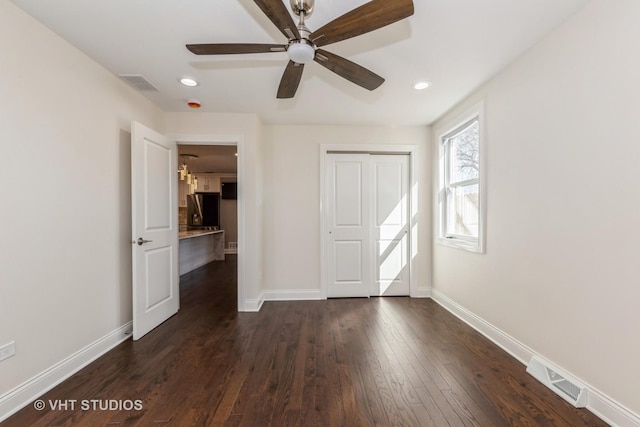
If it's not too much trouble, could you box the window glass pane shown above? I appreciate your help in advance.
[447,120,479,183]
[446,183,479,238]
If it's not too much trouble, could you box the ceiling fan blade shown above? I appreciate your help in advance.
[310,0,414,47]
[314,49,384,91]
[277,61,305,99]
[254,0,301,40]
[186,43,286,55]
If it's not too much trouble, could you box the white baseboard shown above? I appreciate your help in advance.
[263,289,323,301]
[430,289,533,364]
[0,322,133,423]
[261,288,433,301]
[411,287,432,298]
[430,290,640,427]
[243,292,264,312]
[587,388,640,427]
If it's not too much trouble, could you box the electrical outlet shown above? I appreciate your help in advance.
[0,341,16,362]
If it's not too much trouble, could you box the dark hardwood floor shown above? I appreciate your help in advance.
[4,256,607,426]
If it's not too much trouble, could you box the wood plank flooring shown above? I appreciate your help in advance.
[4,256,607,426]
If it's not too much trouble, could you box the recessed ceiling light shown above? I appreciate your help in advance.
[413,81,431,90]
[180,77,198,87]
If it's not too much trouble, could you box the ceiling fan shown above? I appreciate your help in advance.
[186,0,414,99]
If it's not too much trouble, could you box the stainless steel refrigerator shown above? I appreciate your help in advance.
[187,192,220,229]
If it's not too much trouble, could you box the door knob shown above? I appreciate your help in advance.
[133,237,153,246]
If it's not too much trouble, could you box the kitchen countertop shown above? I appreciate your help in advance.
[178,229,224,240]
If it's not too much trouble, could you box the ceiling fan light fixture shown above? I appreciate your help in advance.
[287,41,315,64]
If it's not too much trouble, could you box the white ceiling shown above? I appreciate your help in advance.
[179,145,238,174]
[12,0,590,126]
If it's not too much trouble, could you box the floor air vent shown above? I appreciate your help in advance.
[118,74,159,92]
[526,356,588,407]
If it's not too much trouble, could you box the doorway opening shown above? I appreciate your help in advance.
[174,137,245,311]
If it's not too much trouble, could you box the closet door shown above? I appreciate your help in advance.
[325,154,371,298]
[371,154,410,296]
[325,153,411,298]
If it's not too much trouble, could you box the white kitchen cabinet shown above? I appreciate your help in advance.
[179,173,236,197]
[197,174,221,193]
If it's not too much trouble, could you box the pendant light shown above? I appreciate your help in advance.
[179,154,198,184]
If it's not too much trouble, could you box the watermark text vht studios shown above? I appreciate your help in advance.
[34,399,143,411]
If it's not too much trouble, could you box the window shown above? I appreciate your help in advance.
[437,103,485,253]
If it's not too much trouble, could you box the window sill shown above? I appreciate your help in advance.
[436,237,484,254]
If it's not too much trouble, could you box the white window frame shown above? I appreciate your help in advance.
[436,101,486,253]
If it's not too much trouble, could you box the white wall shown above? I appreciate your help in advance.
[0,0,162,404]
[163,112,264,310]
[263,125,431,296]
[432,0,640,417]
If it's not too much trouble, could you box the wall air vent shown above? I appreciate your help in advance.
[118,74,159,92]
[526,356,588,408]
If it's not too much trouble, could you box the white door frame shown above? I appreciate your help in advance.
[320,144,419,299]
[167,133,246,312]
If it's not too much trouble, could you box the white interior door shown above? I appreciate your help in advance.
[371,154,410,296]
[325,154,371,298]
[324,152,410,298]
[131,122,179,340]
